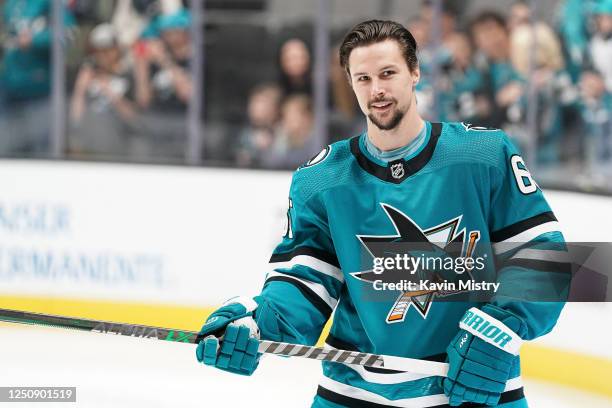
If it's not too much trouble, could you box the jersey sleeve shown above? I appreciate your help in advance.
[255,171,344,346]
[487,133,571,341]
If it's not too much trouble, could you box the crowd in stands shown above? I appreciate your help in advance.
[0,0,610,175]
[67,0,192,160]
[233,0,612,171]
[410,0,612,168]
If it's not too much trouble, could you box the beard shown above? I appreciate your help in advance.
[368,109,405,131]
[367,97,409,131]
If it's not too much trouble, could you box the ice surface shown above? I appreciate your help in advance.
[0,324,610,407]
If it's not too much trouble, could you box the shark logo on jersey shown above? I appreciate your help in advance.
[351,203,481,322]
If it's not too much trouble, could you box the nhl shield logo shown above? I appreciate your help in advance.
[390,163,405,179]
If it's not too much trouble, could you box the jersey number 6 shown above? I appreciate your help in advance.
[510,155,538,194]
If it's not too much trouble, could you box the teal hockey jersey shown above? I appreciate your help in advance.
[255,122,568,408]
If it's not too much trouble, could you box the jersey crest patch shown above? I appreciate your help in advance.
[300,145,332,169]
[390,163,405,179]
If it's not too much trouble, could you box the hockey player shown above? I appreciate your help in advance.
[196,20,569,407]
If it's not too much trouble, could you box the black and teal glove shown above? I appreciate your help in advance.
[195,296,261,376]
[443,304,525,406]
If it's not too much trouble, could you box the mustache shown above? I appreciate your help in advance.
[368,97,396,108]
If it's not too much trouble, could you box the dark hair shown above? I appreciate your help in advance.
[469,11,508,33]
[339,20,418,75]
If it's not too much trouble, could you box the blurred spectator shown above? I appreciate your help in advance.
[414,0,465,121]
[69,23,140,157]
[511,23,581,164]
[508,0,532,32]
[328,44,363,143]
[469,11,524,129]
[588,0,612,92]
[437,32,483,123]
[407,14,435,120]
[418,0,462,43]
[235,83,282,168]
[261,94,320,169]
[110,0,151,47]
[278,38,312,96]
[579,71,612,168]
[134,8,192,157]
[68,0,115,24]
[577,0,612,169]
[406,16,429,49]
[556,0,592,81]
[0,0,75,156]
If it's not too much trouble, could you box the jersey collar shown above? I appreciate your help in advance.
[349,122,442,184]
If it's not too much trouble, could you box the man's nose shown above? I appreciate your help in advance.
[371,80,386,98]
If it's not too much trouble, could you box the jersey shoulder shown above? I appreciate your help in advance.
[432,122,517,172]
[290,137,356,203]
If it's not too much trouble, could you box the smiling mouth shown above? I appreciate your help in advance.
[370,101,393,111]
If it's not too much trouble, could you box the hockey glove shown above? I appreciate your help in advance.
[443,304,524,406]
[195,296,261,376]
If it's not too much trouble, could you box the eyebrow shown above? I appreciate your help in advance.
[352,65,399,77]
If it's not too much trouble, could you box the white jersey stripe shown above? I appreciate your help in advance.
[504,376,523,392]
[340,363,434,384]
[265,271,338,309]
[270,254,344,282]
[318,375,523,407]
[510,248,572,263]
[319,376,448,407]
[493,221,561,254]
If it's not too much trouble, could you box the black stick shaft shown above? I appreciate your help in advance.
[0,308,448,376]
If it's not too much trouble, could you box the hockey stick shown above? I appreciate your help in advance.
[0,308,448,377]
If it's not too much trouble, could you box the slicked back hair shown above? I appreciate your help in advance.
[339,20,419,76]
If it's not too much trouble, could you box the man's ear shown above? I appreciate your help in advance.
[412,66,421,86]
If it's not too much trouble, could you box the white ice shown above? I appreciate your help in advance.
[0,324,610,407]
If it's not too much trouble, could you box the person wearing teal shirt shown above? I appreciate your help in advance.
[0,0,74,155]
[469,11,525,130]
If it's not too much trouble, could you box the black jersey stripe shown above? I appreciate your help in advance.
[504,258,573,274]
[349,122,443,184]
[317,386,525,408]
[264,276,333,317]
[490,211,557,243]
[325,333,358,351]
[269,246,340,268]
[429,388,525,407]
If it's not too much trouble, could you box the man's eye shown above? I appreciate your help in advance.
[382,70,395,77]
[358,76,370,82]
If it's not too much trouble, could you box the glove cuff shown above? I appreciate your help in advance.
[459,307,523,355]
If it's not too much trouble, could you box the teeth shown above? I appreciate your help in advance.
[373,102,390,108]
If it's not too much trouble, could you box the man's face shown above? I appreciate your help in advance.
[509,3,531,30]
[93,46,120,70]
[348,39,419,131]
[596,14,612,35]
[281,39,310,78]
[472,20,508,59]
[161,29,190,51]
